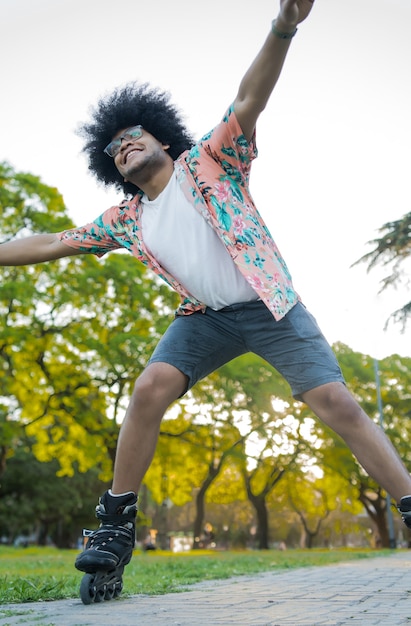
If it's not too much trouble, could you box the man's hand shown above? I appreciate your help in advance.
[277,0,315,30]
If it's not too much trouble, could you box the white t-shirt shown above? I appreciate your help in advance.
[141,172,258,310]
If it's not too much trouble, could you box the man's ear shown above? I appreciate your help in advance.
[162,144,170,151]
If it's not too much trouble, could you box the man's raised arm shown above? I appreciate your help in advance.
[234,0,315,141]
[0,233,82,266]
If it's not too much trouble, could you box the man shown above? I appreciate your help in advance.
[1,0,410,592]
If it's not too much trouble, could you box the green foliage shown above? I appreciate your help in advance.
[0,161,74,237]
[0,445,108,547]
[144,410,208,506]
[285,471,363,548]
[354,210,411,328]
[0,161,179,480]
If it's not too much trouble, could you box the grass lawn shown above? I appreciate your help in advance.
[0,546,393,604]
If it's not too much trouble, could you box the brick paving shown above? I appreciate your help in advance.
[0,551,409,625]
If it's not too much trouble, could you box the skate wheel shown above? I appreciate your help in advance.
[113,580,123,598]
[104,585,115,601]
[80,573,105,604]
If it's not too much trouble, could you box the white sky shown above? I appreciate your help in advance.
[1,0,410,360]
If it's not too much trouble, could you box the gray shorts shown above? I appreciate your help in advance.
[148,300,345,400]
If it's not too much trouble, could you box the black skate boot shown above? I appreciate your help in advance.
[76,491,137,604]
[398,496,411,529]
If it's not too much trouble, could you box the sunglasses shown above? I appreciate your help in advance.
[104,125,143,157]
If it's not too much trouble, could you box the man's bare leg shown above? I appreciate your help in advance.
[111,362,188,495]
[302,381,411,503]
[76,362,187,587]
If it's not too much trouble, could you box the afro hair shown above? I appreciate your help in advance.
[77,82,195,197]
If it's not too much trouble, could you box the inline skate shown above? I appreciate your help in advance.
[75,490,137,604]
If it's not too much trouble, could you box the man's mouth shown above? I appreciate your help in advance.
[125,148,143,163]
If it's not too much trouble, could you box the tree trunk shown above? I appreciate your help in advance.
[359,489,390,548]
[255,498,269,549]
[192,462,219,549]
[247,493,269,549]
[0,445,7,479]
[192,485,207,549]
[373,510,390,548]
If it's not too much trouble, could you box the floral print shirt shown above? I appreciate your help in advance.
[57,105,299,320]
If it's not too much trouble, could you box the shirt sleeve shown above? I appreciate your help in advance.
[197,104,258,186]
[56,205,126,257]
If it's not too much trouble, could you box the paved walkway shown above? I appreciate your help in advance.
[0,551,409,626]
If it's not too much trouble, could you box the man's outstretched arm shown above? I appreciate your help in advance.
[0,233,83,266]
[234,0,315,141]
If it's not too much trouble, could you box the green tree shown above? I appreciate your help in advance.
[212,354,312,550]
[188,418,244,549]
[0,441,108,547]
[354,211,411,328]
[0,160,76,474]
[0,161,180,480]
[286,471,363,548]
[142,399,246,549]
[310,343,411,547]
[188,355,301,550]
[240,412,308,550]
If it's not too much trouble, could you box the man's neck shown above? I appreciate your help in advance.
[137,161,174,201]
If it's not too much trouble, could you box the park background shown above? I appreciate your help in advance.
[0,0,410,554]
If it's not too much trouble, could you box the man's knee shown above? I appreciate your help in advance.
[131,362,188,406]
[302,382,365,426]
